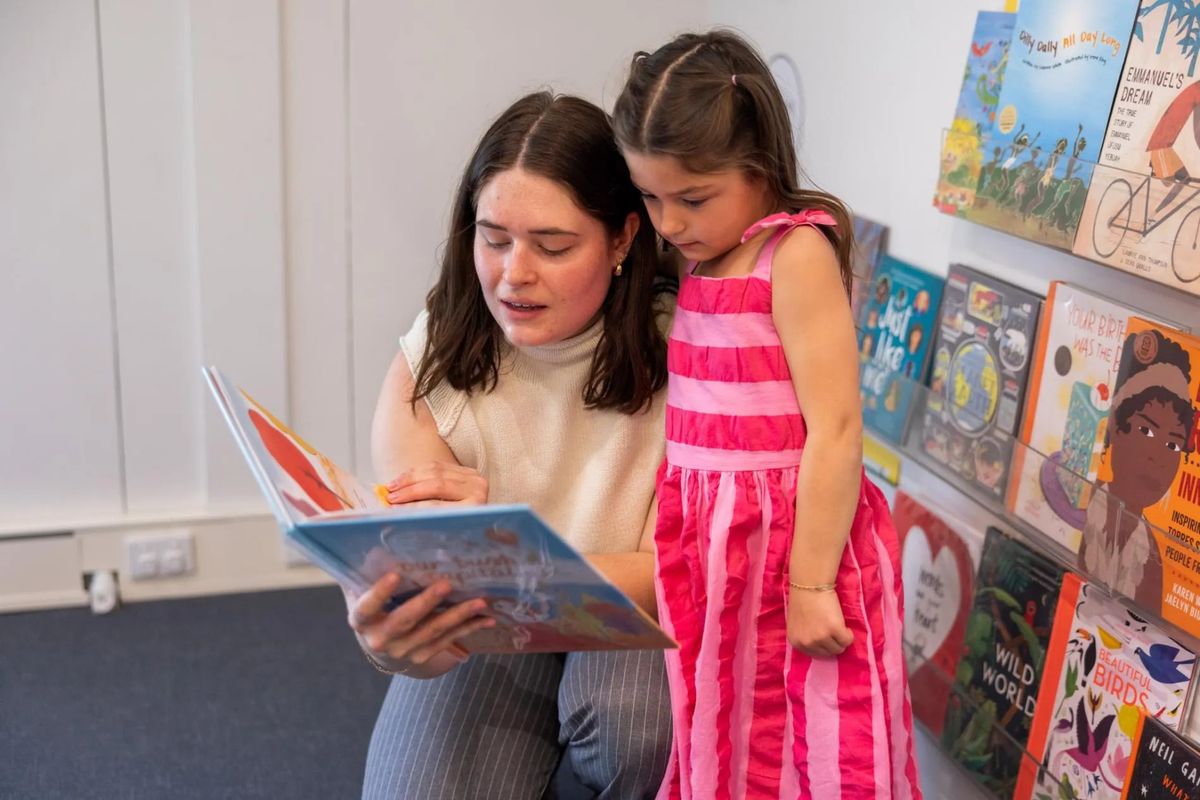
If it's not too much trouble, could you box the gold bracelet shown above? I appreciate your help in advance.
[788,580,836,593]
[361,648,411,676]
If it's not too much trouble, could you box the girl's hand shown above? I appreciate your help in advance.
[786,587,854,658]
[383,462,488,506]
[345,575,495,677]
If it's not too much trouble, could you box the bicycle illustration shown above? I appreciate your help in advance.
[1090,171,1200,283]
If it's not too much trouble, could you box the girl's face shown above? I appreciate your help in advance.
[474,168,634,348]
[622,151,772,262]
[1110,398,1187,510]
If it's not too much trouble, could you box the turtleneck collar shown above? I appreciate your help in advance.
[509,316,604,364]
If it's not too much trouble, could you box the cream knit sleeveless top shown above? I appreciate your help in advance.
[400,306,670,554]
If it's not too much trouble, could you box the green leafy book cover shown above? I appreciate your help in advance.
[941,526,1067,796]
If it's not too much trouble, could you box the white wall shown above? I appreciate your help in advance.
[0,0,703,537]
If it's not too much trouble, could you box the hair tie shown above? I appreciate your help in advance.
[636,53,647,63]
[731,74,738,86]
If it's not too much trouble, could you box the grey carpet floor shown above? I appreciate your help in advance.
[0,585,587,799]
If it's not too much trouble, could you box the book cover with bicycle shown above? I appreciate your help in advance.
[1073,0,1200,295]
[967,0,1139,250]
[203,366,676,654]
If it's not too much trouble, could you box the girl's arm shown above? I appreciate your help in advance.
[586,495,659,618]
[772,227,863,658]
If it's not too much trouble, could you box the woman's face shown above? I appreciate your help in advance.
[1110,398,1187,510]
[474,168,634,348]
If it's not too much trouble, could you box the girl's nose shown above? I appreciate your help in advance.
[658,207,686,238]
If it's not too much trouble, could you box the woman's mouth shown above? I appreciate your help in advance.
[501,299,546,315]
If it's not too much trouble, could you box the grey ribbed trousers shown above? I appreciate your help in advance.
[361,649,672,799]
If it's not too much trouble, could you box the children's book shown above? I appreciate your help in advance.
[941,527,1067,797]
[858,256,944,444]
[1119,713,1200,800]
[1015,576,1195,800]
[935,10,1017,218]
[203,366,675,654]
[1078,319,1200,637]
[916,264,1043,500]
[850,214,889,322]
[1072,0,1200,297]
[967,0,1139,250]
[1010,283,1176,554]
[895,490,984,737]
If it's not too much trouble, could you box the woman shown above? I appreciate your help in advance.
[346,91,674,799]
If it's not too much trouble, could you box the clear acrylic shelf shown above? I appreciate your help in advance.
[934,127,1200,297]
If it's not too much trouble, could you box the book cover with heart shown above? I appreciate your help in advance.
[895,490,981,736]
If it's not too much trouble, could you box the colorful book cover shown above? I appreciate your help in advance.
[1011,283,1156,553]
[916,264,1043,500]
[1119,713,1200,800]
[935,11,1017,217]
[1078,319,1200,636]
[850,214,888,322]
[941,527,1067,796]
[1072,0,1200,297]
[203,366,675,654]
[1015,576,1195,800]
[967,0,1139,250]
[858,256,944,444]
[895,491,983,737]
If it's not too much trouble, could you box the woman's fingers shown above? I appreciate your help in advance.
[351,578,451,644]
[347,573,403,630]
[407,615,497,665]
[385,463,487,505]
[386,598,492,662]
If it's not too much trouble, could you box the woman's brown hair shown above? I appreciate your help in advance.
[612,30,855,296]
[413,91,669,414]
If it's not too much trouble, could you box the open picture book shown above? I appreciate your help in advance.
[203,366,675,654]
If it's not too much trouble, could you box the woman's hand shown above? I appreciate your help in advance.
[786,587,854,658]
[346,574,495,678]
[383,462,488,506]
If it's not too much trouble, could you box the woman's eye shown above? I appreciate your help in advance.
[540,245,572,257]
[1138,425,1155,438]
[483,238,511,250]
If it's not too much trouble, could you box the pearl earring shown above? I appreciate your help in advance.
[614,254,625,276]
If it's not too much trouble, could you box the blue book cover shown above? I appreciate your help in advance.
[859,256,944,443]
[969,0,1139,249]
[203,366,675,654]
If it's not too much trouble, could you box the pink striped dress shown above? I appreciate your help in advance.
[653,211,921,800]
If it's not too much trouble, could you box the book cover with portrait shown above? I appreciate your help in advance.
[1073,0,1200,297]
[894,491,984,737]
[941,526,1066,797]
[935,10,1016,218]
[858,256,944,444]
[850,214,889,322]
[1015,576,1195,800]
[966,0,1138,249]
[1077,319,1200,638]
[1010,283,1175,554]
[916,264,1043,500]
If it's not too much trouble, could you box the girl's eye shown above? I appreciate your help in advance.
[1166,441,1183,453]
[640,193,659,203]
[1138,425,1155,438]
[682,198,708,208]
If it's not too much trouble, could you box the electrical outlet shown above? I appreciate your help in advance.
[124,529,195,581]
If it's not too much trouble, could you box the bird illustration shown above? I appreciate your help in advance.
[1053,698,1114,775]
[1133,644,1196,684]
[971,41,993,58]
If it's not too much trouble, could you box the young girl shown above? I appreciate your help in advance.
[613,31,921,799]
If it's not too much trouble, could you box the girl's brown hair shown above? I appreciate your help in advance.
[414,91,669,414]
[613,30,855,296]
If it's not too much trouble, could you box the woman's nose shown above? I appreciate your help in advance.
[504,243,537,285]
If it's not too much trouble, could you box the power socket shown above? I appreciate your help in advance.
[125,529,196,581]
